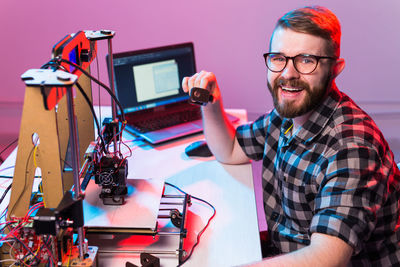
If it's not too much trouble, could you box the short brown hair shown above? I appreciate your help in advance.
[275,6,341,57]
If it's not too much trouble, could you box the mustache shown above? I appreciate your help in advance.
[276,78,309,89]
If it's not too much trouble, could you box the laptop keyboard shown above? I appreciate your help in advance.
[131,107,202,133]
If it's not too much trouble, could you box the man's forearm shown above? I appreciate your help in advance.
[181,70,249,164]
[202,100,249,164]
[245,233,353,267]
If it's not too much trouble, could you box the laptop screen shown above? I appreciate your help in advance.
[107,42,197,114]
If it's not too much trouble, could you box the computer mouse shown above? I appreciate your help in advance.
[184,140,213,157]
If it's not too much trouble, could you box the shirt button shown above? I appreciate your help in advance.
[271,212,279,220]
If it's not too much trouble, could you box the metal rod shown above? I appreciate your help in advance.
[79,158,89,179]
[66,89,81,198]
[66,87,84,260]
[160,201,184,205]
[157,231,181,236]
[159,208,180,211]
[178,194,190,264]
[162,195,186,199]
[99,249,178,255]
[107,38,118,154]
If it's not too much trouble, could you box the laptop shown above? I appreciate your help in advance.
[107,42,237,144]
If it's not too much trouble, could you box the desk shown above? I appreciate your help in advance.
[0,108,262,267]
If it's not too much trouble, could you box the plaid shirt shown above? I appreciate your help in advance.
[236,87,400,266]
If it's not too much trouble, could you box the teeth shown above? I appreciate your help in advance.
[282,86,302,92]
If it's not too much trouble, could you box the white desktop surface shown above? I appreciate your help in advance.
[0,107,262,267]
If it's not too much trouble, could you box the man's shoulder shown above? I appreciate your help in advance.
[327,92,387,149]
[332,92,377,132]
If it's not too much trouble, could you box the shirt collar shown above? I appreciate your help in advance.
[281,86,342,144]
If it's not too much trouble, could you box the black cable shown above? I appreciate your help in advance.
[0,138,18,158]
[55,58,126,122]
[40,61,58,70]
[60,157,72,169]
[56,57,127,155]
[75,82,107,154]
[42,58,126,157]
[40,59,68,72]
[95,52,103,131]
[41,58,128,157]
[164,182,216,266]
[8,145,35,217]
[0,183,12,205]
[40,58,108,154]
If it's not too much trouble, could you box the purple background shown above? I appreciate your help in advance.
[1,0,400,232]
[1,0,399,113]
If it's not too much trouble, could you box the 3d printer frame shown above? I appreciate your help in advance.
[5,29,120,266]
[4,29,193,266]
[85,191,192,265]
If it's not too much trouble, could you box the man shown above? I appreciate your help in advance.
[182,5,400,266]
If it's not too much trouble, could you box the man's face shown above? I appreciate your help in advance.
[267,27,335,118]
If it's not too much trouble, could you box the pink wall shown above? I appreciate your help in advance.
[1,0,400,234]
[1,0,400,114]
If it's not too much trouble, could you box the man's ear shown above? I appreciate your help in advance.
[332,58,345,78]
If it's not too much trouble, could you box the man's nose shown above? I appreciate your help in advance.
[281,59,300,79]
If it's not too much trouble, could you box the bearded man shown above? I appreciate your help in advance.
[182,5,400,266]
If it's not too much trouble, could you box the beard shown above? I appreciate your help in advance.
[267,74,332,118]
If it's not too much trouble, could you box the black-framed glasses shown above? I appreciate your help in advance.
[263,53,337,74]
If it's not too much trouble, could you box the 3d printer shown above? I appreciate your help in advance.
[2,29,195,267]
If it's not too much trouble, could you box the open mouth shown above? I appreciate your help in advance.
[281,86,303,93]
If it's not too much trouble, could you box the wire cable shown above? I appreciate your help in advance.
[164,182,216,266]
[40,57,126,150]
[0,183,12,206]
[0,207,8,223]
[8,145,35,218]
[12,233,41,264]
[95,51,103,133]
[39,57,131,162]
[33,145,39,169]
[40,60,67,72]
[75,82,107,154]
[55,57,126,122]
[39,235,56,266]
[38,181,46,208]
[0,138,18,159]
[53,57,129,158]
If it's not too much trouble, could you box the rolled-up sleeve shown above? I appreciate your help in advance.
[310,142,388,254]
[236,114,268,161]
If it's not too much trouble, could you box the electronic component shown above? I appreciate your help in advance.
[189,87,213,106]
[33,191,84,235]
[30,192,94,265]
[126,253,160,267]
[3,220,58,266]
[102,117,120,144]
[184,140,213,157]
[94,155,128,205]
[33,208,58,236]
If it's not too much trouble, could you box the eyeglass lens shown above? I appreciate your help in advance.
[267,54,318,74]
